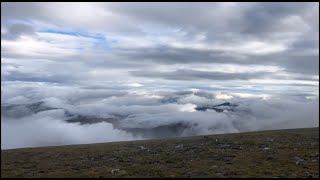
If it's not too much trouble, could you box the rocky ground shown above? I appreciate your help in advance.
[1,127,319,178]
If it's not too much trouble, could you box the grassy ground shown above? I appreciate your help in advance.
[1,127,319,178]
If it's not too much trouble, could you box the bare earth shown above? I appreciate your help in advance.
[1,127,319,178]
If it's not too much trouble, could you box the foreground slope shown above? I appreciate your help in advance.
[1,127,319,178]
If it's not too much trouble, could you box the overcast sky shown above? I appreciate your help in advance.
[1,2,319,96]
[1,2,319,149]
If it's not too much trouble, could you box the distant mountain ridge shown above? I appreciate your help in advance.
[195,102,239,112]
[1,101,240,138]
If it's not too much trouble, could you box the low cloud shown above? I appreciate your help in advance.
[1,84,318,149]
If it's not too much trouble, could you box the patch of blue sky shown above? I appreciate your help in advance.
[40,29,117,48]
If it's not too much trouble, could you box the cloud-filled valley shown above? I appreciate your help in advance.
[1,82,318,149]
[1,2,319,149]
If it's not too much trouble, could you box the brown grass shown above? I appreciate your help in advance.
[1,127,319,178]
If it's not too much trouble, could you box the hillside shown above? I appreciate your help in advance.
[1,127,319,178]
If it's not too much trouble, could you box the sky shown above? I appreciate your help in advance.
[1,2,319,149]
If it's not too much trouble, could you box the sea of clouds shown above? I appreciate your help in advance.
[1,81,318,149]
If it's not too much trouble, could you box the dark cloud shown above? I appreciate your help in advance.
[253,51,319,75]
[131,69,271,81]
[2,71,76,84]
[113,45,318,76]
[2,23,36,40]
[115,46,250,64]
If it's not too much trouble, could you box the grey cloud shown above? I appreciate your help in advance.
[2,87,318,149]
[254,51,319,75]
[2,71,76,84]
[110,2,317,39]
[238,2,314,37]
[116,46,250,64]
[131,69,270,81]
[1,2,318,76]
[113,45,318,76]
[2,23,36,40]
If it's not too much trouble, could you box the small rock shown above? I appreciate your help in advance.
[111,169,120,174]
[294,157,304,161]
[305,171,315,178]
[232,146,242,150]
[262,147,270,151]
[211,165,218,168]
[140,146,147,150]
[294,157,304,165]
[175,144,184,149]
[293,148,298,151]
[219,144,231,149]
[259,144,268,148]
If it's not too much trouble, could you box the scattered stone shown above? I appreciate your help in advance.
[219,144,231,149]
[305,171,316,178]
[175,144,184,149]
[231,146,242,150]
[262,147,270,151]
[139,146,147,150]
[294,157,304,165]
[259,144,268,148]
[293,148,298,151]
[111,169,120,174]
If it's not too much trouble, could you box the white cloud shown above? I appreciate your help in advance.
[215,93,233,100]
[127,83,143,87]
[178,103,197,112]
[1,85,319,149]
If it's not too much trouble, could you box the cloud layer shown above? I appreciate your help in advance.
[1,83,319,149]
